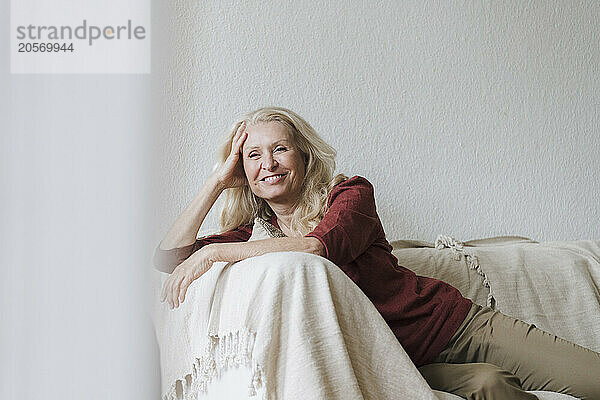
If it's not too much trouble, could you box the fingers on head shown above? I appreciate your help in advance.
[233,122,245,141]
[233,128,247,152]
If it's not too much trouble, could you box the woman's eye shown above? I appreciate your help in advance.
[274,146,287,152]
[248,152,259,158]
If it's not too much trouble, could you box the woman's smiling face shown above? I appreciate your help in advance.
[242,121,306,206]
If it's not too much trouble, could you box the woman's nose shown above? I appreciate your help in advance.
[262,154,278,171]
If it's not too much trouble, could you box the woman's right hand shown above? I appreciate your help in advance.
[213,121,248,190]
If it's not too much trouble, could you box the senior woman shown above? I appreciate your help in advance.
[155,107,599,400]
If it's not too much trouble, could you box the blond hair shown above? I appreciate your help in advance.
[218,106,346,236]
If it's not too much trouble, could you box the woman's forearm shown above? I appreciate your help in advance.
[161,237,325,308]
[159,174,224,250]
[207,237,325,263]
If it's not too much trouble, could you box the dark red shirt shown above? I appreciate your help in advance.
[153,176,472,366]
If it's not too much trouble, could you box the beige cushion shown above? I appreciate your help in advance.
[390,240,490,307]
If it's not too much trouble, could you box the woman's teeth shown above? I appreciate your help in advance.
[264,174,285,183]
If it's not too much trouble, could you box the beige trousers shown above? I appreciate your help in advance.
[418,304,600,400]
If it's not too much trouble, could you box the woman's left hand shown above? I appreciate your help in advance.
[160,245,216,309]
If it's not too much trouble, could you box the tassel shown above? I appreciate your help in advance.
[162,329,265,399]
[435,234,495,307]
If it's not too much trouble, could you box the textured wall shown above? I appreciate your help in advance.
[152,0,599,244]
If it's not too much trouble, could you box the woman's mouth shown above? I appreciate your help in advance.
[261,173,287,185]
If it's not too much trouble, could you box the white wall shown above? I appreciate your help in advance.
[154,0,599,244]
[2,2,596,399]
[1,1,160,398]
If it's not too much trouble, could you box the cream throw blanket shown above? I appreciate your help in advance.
[393,236,600,353]
[151,220,438,400]
[457,238,600,353]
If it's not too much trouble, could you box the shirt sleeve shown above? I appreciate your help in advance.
[152,225,252,273]
[306,176,382,266]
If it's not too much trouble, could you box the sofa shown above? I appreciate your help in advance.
[152,228,599,400]
[390,235,600,400]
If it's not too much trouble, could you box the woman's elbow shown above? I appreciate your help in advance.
[305,237,325,257]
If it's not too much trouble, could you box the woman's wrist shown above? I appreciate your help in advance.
[206,172,226,194]
[203,242,245,264]
[202,243,221,264]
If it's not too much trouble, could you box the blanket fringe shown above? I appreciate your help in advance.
[435,235,495,307]
[162,328,266,400]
